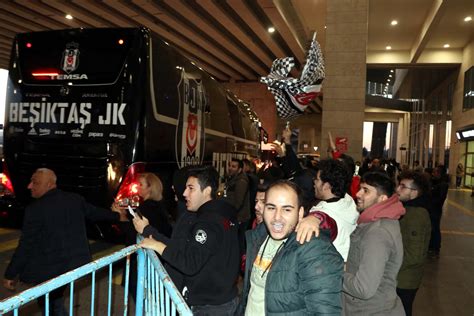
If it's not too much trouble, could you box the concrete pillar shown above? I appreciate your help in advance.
[321,0,368,161]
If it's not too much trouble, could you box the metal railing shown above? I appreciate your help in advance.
[0,239,192,315]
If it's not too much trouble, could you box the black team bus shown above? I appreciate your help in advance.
[1,28,260,238]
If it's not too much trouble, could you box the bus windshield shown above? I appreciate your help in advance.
[16,28,137,85]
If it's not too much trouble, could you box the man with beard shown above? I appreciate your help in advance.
[396,171,431,316]
[136,166,240,315]
[239,180,343,315]
[343,172,405,315]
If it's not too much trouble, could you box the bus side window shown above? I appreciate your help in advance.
[226,97,244,138]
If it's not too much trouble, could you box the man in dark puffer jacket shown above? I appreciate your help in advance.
[238,180,343,315]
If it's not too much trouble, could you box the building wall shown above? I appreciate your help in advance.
[450,39,474,179]
[224,82,277,141]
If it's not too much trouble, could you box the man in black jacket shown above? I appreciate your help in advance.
[135,165,240,315]
[3,168,123,315]
[396,171,431,315]
[428,165,449,258]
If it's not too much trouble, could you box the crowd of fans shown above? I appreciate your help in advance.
[134,128,453,315]
[4,127,462,315]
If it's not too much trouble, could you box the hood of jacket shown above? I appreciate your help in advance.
[315,193,359,226]
[358,194,406,224]
[402,194,430,209]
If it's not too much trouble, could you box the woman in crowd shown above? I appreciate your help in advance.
[116,172,172,300]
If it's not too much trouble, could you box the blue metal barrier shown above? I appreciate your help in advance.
[0,241,192,315]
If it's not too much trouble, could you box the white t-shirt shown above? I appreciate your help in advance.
[245,236,286,315]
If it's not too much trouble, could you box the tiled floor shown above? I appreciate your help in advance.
[414,189,474,315]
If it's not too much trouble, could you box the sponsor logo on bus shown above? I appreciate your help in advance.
[51,74,88,80]
[39,128,51,136]
[176,70,207,168]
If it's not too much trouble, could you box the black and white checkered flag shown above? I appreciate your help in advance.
[261,33,324,120]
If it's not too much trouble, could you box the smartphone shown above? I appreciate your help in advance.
[128,206,143,219]
[127,205,137,218]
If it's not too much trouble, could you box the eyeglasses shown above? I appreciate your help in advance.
[398,183,417,191]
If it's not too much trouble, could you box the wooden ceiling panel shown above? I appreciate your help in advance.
[13,0,87,28]
[133,0,256,79]
[71,0,137,27]
[0,1,66,30]
[195,0,272,73]
[0,0,469,89]
[40,0,112,28]
[257,0,305,64]
[0,10,45,32]
[227,0,286,59]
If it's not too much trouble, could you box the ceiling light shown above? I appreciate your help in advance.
[443,44,450,48]
[390,20,398,26]
[389,74,392,78]
[268,27,275,33]
[387,79,391,82]
[386,46,392,50]
[390,69,394,73]
[65,14,73,20]
[464,16,472,22]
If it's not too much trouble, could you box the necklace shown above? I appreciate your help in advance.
[258,236,286,278]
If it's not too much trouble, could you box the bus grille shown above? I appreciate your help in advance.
[15,140,110,206]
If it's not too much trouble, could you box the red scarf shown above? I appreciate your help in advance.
[358,194,406,224]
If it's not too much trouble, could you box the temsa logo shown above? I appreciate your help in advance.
[51,74,88,80]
